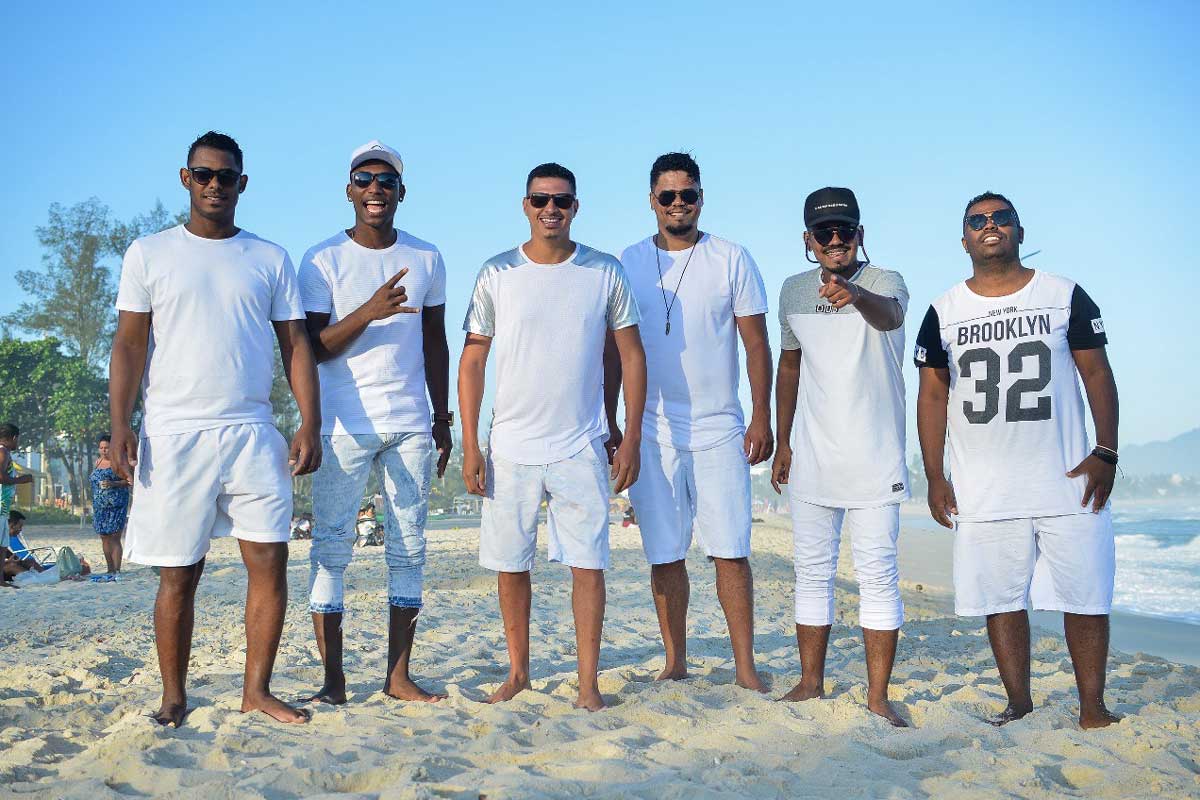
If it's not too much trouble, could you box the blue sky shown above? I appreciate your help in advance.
[2,1,1197,448]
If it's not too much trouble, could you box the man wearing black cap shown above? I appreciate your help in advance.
[771,188,911,725]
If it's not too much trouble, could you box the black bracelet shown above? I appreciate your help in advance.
[1091,447,1118,466]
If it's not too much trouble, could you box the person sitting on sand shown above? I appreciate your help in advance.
[298,139,453,706]
[771,187,911,726]
[1,424,36,587]
[459,162,647,711]
[108,131,321,727]
[3,510,46,580]
[915,191,1121,729]
[90,433,131,580]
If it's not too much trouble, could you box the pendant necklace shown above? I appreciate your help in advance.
[654,230,701,335]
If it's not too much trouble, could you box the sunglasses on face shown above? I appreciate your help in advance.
[351,171,401,190]
[656,188,700,206]
[964,208,1019,230]
[188,167,241,187]
[527,192,575,209]
[809,225,859,246]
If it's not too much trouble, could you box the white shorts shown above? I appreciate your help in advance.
[628,436,751,565]
[126,423,293,567]
[953,509,1115,617]
[480,438,611,572]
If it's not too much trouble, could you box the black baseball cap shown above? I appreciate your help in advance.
[804,187,860,228]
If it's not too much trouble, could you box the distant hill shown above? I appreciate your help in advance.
[1119,428,1200,477]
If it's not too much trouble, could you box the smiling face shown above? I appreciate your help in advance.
[962,197,1023,264]
[651,170,703,238]
[805,223,863,273]
[523,176,577,242]
[348,159,404,229]
[180,145,246,225]
[98,439,110,461]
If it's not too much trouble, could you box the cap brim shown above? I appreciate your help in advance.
[350,154,404,176]
[806,214,859,227]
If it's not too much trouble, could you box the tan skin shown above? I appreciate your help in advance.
[1,435,34,587]
[458,175,647,711]
[108,145,322,727]
[602,170,771,690]
[94,438,129,574]
[302,160,450,705]
[916,197,1120,730]
[769,218,908,726]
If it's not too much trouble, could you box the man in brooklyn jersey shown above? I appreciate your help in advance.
[771,187,910,725]
[915,191,1120,729]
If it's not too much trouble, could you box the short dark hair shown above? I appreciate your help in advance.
[650,152,700,188]
[98,433,111,445]
[526,162,576,194]
[9,509,24,523]
[188,131,244,171]
[964,191,1017,220]
[0,423,18,440]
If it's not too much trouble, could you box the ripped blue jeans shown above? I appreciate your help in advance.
[308,432,432,613]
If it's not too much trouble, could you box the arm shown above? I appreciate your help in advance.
[735,313,774,464]
[108,310,151,483]
[458,333,492,496]
[609,325,646,493]
[1068,346,1118,512]
[422,304,453,478]
[916,366,957,528]
[819,270,904,331]
[770,348,801,493]
[273,320,322,475]
[602,331,622,461]
[0,450,33,487]
[304,268,416,363]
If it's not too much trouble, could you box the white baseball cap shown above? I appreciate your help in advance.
[350,140,404,176]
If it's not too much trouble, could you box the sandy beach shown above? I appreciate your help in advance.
[1,517,1198,799]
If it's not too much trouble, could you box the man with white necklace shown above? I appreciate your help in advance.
[607,152,773,690]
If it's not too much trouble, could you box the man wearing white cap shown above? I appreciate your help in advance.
[299,140,452,704]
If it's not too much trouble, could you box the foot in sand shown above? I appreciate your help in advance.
[1079,704,1121,729]
[778,680,824,702]
[736,669,768,693]
[384,677,447,703]
[151,701,191,728]
[303,683,347,705]
[656,664,688,681]
[574,688,606,712]
[867,697,910,727]
[486,676,531,704]
[241,691,310,724]
[987,702,1034,726]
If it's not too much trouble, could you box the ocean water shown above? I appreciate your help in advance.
[1110,499,1200,625]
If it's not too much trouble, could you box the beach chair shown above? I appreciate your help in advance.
[8,531,55,570]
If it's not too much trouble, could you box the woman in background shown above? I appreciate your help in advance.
[91,434,130,580]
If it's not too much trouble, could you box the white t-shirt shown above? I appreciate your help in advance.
[620,234,768,451]
[115,225,304,436]
[463,243,641,465]
[914,270,1108,522]
[779,264,910,508]
[298,230,447,435]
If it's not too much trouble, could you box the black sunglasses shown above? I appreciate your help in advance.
[527,192,575,209]
[656,188,700,206]
[964,208,1019,230]
[188,167,241,187]
[809,225,859,246]
[351,171,402,190]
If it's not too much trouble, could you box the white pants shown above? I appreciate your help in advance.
[628,436,752,565]
[954,509,1115,616]
[788,497,903,630]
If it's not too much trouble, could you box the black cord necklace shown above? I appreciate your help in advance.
[654,230,701,335]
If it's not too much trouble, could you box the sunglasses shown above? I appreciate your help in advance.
[809,225,859,246]
[188,167,241,187]
[351,171,402,189]
[656,188,700,206]
[964,208,1019,230]
[527,192,575,209]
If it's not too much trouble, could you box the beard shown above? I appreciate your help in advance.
[665,221,696,237]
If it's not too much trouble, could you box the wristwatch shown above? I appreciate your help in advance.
[433,411,454,425]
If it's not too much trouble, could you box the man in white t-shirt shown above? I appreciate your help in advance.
[607,153,772,690]
[109,132,321,727]
[298,140,451,706]
[459,162,647,711]
[771,188,910,726]
[915,192,1120,730]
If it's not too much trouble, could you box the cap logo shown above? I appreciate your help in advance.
[814,202,849,210]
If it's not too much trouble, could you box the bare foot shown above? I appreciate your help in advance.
[151,701,191,728]
[486,676,531,704]
[778,681,824,702]
[1079,704,1121,729]
[735,670,768,693]
[574,688,606,711]
[867,697,910,727]
[656,665,688,681]
[241,692,311,724]
[302,683,347,705]
[986,702,1034,726]
[384,677,447,703]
